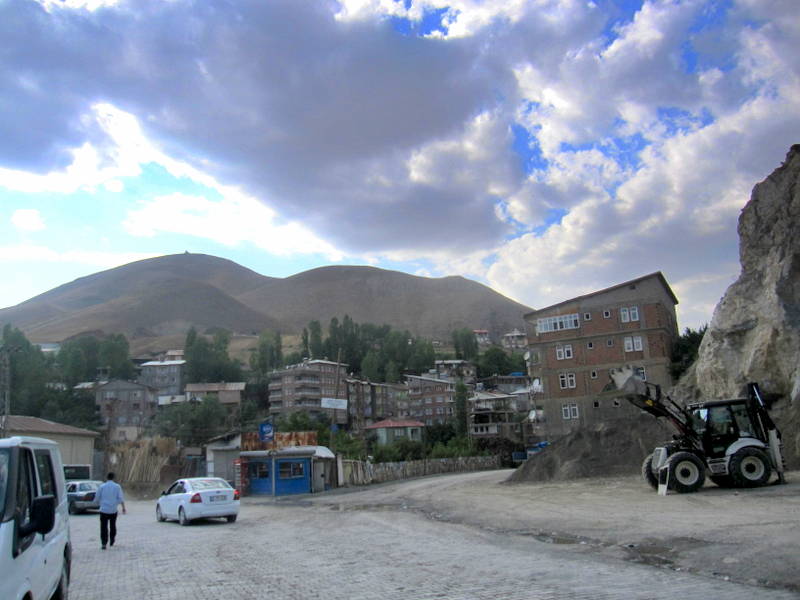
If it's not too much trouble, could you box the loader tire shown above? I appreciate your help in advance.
[729,447,771,488]
[641,453,659,490]
[667,451,705,493]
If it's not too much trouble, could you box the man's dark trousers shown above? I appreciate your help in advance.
[100,512,118,547]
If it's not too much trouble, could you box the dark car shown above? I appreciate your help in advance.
[66,480,103,514]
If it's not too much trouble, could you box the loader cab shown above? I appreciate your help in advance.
[689,399,766,458]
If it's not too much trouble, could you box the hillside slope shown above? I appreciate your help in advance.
[0,253,532,354]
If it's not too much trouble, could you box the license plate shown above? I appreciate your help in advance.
[209,495,226,502]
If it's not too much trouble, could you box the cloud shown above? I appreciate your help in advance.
[11,209,46,232]
[0,0,798,329]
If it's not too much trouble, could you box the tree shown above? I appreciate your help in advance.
[671,325,708,378]
[153,397,228,446]
[185,328,243,383]
[477,346,512,378]
[308,320,323,359]
[99,334,134,380]
[361,350,381,382]
[301,328,310,359]
[452,328,478,360]
[250,330,283,379]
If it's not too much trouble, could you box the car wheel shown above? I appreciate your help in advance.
[52,559,70,599]
[226,515,237,523]
[667,451,705,493]
[729,447,772,487]
[156,505,166,522]
[178,507,190,526]
[68,502,77,515]
[641,453,659,490]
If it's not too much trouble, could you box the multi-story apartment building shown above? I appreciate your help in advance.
[501,328,528,350]
[268,359,348,425]
[346,379,408,433]
[400,374,456,426]
[524,272,679,438]
[468,390,524,442]
[94,379,158,441]
[138,359,186,399]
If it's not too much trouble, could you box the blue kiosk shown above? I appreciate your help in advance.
[240,446,336,496]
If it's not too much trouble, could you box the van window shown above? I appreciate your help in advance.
[0,449,9,508]
[17,449,36,528]
[34,450,57,500]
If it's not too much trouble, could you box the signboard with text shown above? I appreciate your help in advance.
[321,397,347,410]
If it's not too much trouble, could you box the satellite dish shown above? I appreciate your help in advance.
[523,351,530,361]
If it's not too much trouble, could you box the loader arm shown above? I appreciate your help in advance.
[608,366,700,446]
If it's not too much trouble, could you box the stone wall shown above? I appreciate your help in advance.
[341,455,501,486]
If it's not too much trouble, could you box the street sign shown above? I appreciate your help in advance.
[259,422,274,442]
[321,397,347,410]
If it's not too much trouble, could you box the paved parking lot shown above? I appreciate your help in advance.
[67,471,799,599]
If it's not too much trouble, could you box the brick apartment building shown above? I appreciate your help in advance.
[346,379,409,433]
[524,272,679,438]
[399,374,457,426]
[268,359,349,425]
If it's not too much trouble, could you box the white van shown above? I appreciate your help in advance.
[0,436,71,600]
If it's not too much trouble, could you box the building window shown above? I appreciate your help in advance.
[590,370,598,379]
[630,306,640,321]
[279,462,305,479]
[634,366,647,381]
[624,336,643,352]
[613,400,621,407]
[603,309,611,319]
[620,306,640,323]
[555,344,573,360]
[562,403,579,419]
[606,338,614,347]
[583,312,592,321]
[536,313,580,334]
[558,373,577,389]
[587,341,594,350]
[620,307,629,322]
[593,400,600,408]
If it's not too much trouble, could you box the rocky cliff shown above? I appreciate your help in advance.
[675,145,800,467]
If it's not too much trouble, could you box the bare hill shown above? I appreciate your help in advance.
[0,253,532,354]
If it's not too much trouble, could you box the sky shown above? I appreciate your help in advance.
[1,0,798,331]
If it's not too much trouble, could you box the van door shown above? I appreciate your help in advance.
[34,449,62,595]
[14,448,50,600]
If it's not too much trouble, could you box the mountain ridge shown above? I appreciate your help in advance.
[0,253,532,355]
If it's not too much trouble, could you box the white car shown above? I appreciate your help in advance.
[156,477,240,526]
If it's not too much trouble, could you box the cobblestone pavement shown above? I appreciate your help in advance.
[68,484,799,599]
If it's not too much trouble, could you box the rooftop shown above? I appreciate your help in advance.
[5,415,99,437]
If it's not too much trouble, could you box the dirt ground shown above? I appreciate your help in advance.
[311,469,800,594]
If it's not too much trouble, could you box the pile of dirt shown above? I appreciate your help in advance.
[507,415,672,483]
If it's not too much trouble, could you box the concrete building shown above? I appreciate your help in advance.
[185,382,246,412]
[268,359,348,425]
[3,415,99,465]
[138,359,186,397]
[433,360,477,384]
[524,272,679,439]
[468,390,523,442]
[346,379,408,433]
[94,379,159,441]
[400,375,456,426]
[365,419,424,446]
[501,328,528,350]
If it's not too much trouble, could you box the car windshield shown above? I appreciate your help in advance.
[0,449,8,508]
[190,479,230,490]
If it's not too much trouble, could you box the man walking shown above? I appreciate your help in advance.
[95,472,126,550]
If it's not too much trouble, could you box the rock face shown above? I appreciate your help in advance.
[676,145,800,467]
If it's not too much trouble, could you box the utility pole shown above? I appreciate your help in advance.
[0,346,10,439]
[330,347,342,454]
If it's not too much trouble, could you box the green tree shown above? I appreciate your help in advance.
[98,333,134,380]
[301,328,310,359]
[477,346,511,378]
[250,330,283,379]
[154,397,228,446]
[384,360,401,383]
[185,328,243,383]
[452,328,478,360]
[361,350,381,382]
[308,320,323,359]
[670,325,708,379]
